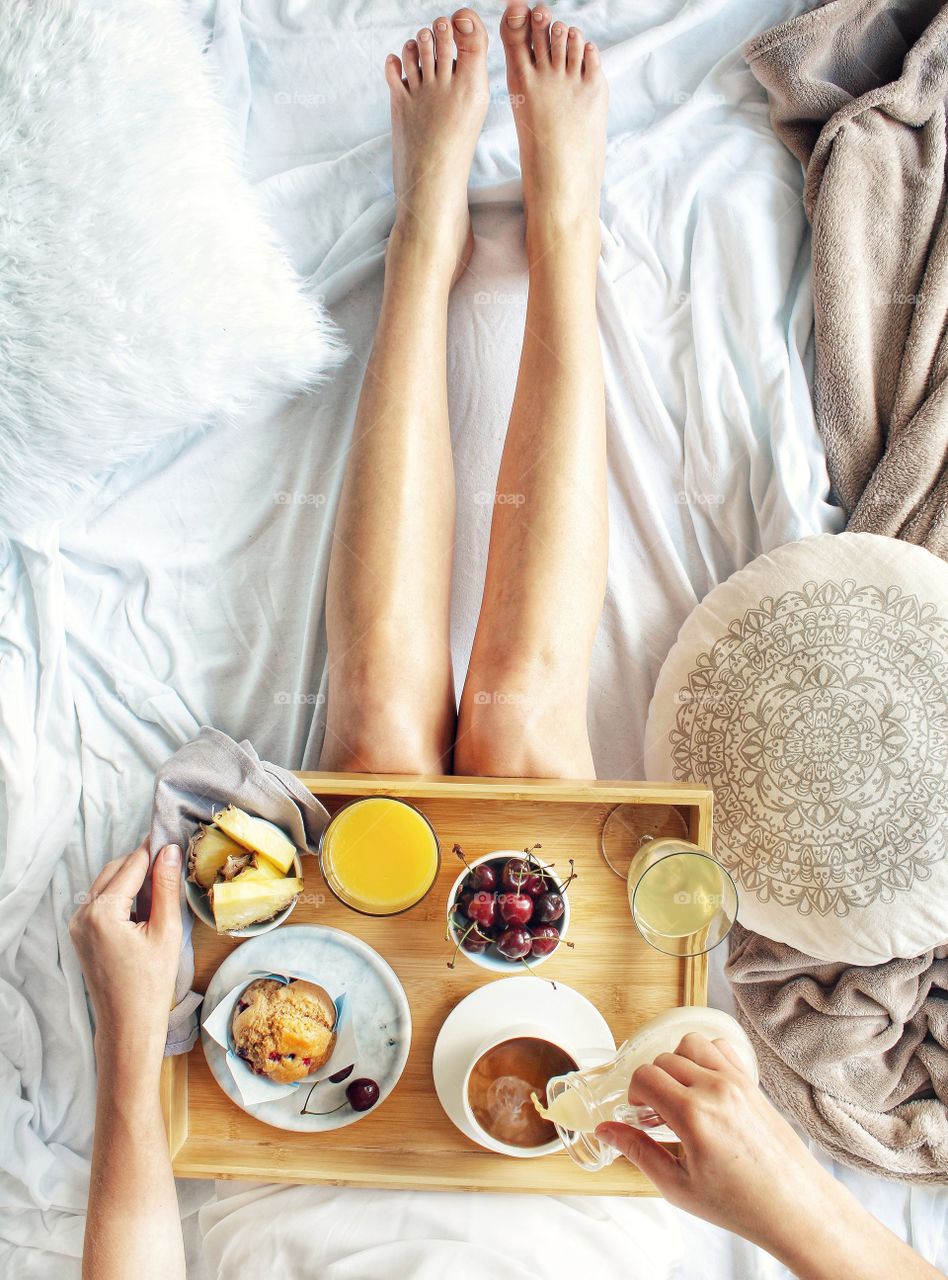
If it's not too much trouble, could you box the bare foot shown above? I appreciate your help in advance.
[499,4,607,264]
[384,9,489,285]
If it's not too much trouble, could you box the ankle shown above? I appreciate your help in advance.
[524,211,601,270]
[386,221,456,284]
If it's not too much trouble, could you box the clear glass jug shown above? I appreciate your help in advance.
[538,1007,758,1171]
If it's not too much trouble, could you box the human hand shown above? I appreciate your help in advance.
[69,842,182,1064]
[595,1034,844,1260]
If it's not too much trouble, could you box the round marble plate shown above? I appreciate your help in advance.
[432,977,616,1156]
[200,925,411,1132]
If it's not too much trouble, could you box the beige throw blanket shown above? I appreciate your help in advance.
[728,926,948,1181]
[725,0,948,1182]
[745,0,948,557]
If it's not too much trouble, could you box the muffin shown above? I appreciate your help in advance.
[231,978,337,1083]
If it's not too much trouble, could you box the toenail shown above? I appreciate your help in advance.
[454,17,474,32]
[436,20,448,31]
[534,10,545,22]
[507,13,527,28]
[552,23,563,36]
[407,39,416,47]
[569,28,579,38]
[420,29,431,39]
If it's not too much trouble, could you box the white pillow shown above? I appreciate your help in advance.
[645,533,948,965]
[0,0,342,536]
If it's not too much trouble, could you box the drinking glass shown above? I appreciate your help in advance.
[627,837,737,957]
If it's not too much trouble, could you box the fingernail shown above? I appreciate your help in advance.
[164,844,182,866]
[454,17,474,32]
[507,12,527,28]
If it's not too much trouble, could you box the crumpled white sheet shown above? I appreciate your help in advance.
[2,0,945,1276]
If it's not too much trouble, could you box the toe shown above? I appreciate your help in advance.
[417,26,435,79]
[550,20,567,70]
[500,3,531,74]
[452,7,487,69]
[433,16,453,81]
[565,26,583,74]
[402,39,421,88]
[531,5,552,65]
[583,40,601,78]
[385,54,405,94]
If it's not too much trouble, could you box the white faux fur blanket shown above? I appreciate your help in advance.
[0,0,341,537]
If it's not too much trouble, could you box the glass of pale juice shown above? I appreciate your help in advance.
[318,796,441,916]
[628,838,737,957]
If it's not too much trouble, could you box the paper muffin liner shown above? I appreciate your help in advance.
[203,970,358,1107]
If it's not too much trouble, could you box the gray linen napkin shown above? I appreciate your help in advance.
[144,726,331,1055]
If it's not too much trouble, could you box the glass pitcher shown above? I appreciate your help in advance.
[539,1007,758,1171]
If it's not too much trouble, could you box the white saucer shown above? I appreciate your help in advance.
[432,977,616,1157]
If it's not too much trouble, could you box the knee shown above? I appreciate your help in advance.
[455,686,592,780]
[321,699,450,776]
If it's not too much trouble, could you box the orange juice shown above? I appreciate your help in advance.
[319,797,440,915]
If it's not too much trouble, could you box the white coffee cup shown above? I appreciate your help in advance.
[461,1023,580,1158]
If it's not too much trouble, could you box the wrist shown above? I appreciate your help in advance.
[95,1026,165,1091]
[758,1178,872,1280]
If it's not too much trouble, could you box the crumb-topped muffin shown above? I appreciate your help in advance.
[231,978,336,1083]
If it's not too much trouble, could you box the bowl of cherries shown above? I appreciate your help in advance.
[446,845,574,973]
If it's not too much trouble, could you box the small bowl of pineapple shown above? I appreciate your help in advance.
[185,805,304,937]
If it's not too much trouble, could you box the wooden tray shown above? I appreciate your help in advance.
[163,773,712,1196]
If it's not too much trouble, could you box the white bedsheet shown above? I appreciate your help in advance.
[2,0,945,1276]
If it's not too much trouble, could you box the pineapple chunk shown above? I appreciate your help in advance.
[212,805,297,874]
[235,865,288,886]
[209,872,302,932]
[187,825,249,890]
[250,854,285,879]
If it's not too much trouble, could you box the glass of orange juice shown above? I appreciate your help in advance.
[318,797,440,916]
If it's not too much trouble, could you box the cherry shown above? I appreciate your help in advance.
[497,892,533,926]
[328,1063,354,1083]
[448,914,492,966]
[470,863,498,891]
[501,858,531,891]
[529,924,560,957]
[346,1078,380,1111]
[501,857,547,896]
[533,891,565,923]
[496,925,532,961]
[465,890,498,929]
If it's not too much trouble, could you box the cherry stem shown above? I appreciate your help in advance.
[448,918,477,968]
[559,858,578,893]
[519,954,556,988]
[300,1094,348,1117]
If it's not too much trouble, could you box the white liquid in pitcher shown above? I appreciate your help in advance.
[533,1007,758,1133]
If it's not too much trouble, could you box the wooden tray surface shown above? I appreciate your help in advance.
[163,774,712,1196]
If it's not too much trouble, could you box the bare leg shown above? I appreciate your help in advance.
[456,5,608,779]
[320,10,489,774]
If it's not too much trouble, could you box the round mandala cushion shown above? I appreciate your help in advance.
[645,532,948,965]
